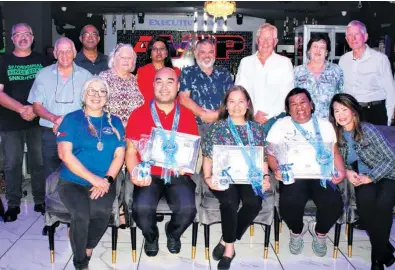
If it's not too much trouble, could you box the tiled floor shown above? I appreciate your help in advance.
[1,180,395,270]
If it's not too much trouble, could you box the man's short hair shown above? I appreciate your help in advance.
[11,23,33,36]
[80,24,99,36]
[256,23,278,39]
[195,38,215,51]
[346,20,367,35]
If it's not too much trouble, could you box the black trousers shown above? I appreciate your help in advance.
[0,126,45,207]
[355,178,395,261]
[132,175,197,243]
[360,100,387,125]
[279,180,343,234]
[211,184,262,243]
[41,128,61,180]
[58,179,116,269]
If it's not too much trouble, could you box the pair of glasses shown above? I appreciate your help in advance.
[82,32,99,38]
[13,32,32,38]
[258,37,277,42]
[55,68,75,104]
[86,88,108,97]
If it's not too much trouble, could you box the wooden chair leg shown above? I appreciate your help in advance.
[345,223,349,236]
[131,226,137,263]
[250,223,254,236]
[333,223,341,259]
[204,224,210,260]
[112,226,118,264]
[264,224,271,259]
[67,223,70,240]
[347,223,353,258]
[48,224,55,263]
[191,222,198,259]
[274,208,280,254]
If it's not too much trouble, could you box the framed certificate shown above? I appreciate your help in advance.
[146,128,201,174]
[212,145,264,185]
[285,141,334,179]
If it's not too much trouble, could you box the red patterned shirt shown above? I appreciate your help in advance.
[99,69,145,126]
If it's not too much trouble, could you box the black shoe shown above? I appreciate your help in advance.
[165,221,181,254]
[371,260,384,270]
[354,219,365,230]
[4,206,20,222]
[144,236,159,257]
[218,252,236,270]
[212,241,225,261]
[382,253,395,268]
[34,203,45,214]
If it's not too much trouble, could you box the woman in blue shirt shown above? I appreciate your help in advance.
[57,76,125,270]
[294,34,344,120]
[330,93,395,270]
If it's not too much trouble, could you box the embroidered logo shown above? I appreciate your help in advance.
[102,127,114,135]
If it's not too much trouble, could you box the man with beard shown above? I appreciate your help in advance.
[125,67,198,256]
[0,23,51,222]
[179,38,233,137]
[75,24,108,75]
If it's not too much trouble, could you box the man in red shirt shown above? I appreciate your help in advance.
[125,67,199,257]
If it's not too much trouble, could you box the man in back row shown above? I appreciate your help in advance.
[0,23,51,222]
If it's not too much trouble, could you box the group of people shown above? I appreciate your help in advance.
[0,18,394,270]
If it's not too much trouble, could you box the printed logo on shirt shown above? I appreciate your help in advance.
[57,131,66,137]
[102,127,114,135]
[7,64,44,81]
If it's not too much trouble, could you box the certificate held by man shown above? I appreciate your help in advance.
[147,127,201,174]
[212,145,265,188]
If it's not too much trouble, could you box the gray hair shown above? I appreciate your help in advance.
[195,38,215,51]
[53,37,77,59]
[256,23,278,39]
[80,76,111,102]
[80,24,99,36]
[346,20,367,35]
[107,43,137,71]
[11,23,33,36]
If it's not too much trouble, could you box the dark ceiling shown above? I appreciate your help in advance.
[51,1,395,27]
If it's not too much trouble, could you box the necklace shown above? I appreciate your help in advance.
[96,116,104,151]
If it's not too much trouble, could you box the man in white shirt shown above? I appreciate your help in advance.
[339,20,395,126]
[235,23,294,132]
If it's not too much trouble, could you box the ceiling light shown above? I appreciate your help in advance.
[204,1,236,19]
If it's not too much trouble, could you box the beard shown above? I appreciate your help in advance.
[197,58,215,69]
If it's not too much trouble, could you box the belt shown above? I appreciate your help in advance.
[359,100,385,108]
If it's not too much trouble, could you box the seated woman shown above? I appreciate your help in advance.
[294,33,343,120]
[57,76,125,270]
[202,85,271,270]
[267,88,345,257]
[137,36,181,103]
[329,93,395,270]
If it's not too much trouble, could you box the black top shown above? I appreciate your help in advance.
[0,51,51,131]
[74,51,108,75]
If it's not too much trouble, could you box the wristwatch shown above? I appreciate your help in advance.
[104,175,114,184]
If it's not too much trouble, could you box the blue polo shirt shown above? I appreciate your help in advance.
[27,62,92,128]
[179,64,233,124]
[57,109,125,186]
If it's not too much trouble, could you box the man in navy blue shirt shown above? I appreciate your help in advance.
[75,25,108,75]
[179,39,233,136]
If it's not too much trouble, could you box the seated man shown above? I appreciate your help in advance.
[125,67,199,256]
[266,88,345,257]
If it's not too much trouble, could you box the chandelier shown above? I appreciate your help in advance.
[204,1,236,18]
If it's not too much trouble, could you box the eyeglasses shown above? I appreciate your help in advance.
[82,32,99,38]
[86,88,108,97]
[55,67,75,104]
[152,47,167,52]
[13,32,33,38]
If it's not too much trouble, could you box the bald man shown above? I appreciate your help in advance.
[28,37,92,180]
[125,67,199,257]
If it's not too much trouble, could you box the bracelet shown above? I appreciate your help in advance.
[104,175,114,184]
[263,174,270,178]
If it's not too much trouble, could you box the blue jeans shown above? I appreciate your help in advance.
[0,126,45,207]
[41,127,61,180]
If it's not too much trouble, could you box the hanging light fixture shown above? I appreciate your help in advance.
[223,16,228,32]
[193,10,198,32]
[203,11,208,32]
[204,1,236,19]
